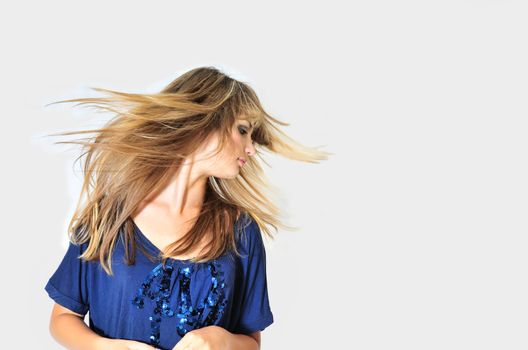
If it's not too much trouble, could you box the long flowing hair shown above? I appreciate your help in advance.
[46,66,331,275]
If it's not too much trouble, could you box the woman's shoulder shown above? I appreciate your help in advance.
[234,213,263,251]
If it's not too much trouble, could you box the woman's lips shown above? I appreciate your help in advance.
[238,158,246,166]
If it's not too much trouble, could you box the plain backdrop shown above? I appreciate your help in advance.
[1,1,527,349]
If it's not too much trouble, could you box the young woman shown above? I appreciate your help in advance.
[44,66,330,350]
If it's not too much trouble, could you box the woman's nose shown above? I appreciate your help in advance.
[245,141,256,157]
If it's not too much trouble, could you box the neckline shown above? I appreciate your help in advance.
[131,219,196,264]
[130,212,247,264]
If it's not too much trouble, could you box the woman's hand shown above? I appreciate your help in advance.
[102,338,160,350]
[172,325,230,350]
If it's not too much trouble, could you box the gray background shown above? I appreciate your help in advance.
[1,0,527,349]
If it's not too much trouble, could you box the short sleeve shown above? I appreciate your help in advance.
[44,240,90,316]
[233,219,274,334]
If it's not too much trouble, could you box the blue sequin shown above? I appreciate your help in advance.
[131,260,227,347]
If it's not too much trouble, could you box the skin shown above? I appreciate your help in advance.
[141,117,256,215]
[130,118,257,257]
[50,118,262,350]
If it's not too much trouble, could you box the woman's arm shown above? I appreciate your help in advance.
[227,331,260,350]
[49,303,156,350]
[49,311,106,350]
[172,326,260,350]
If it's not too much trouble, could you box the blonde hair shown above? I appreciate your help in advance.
[46,66,331,275]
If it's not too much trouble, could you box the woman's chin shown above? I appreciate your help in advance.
[219,168,241,179]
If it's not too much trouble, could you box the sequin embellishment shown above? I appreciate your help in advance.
[131,260,227,348]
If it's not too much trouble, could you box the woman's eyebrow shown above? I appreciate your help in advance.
[242,121,253,129]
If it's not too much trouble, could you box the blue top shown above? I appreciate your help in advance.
[44,215,274,350]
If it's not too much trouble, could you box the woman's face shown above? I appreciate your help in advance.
[195,118,256,179]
